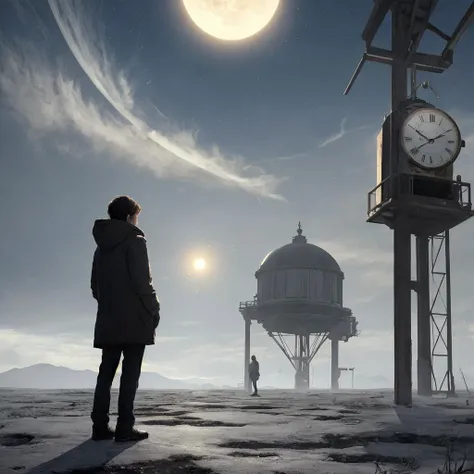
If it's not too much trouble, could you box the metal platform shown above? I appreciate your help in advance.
[239,300,355,337]
[367,173,474,235]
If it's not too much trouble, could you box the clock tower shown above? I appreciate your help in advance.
[344,0,474,406]
[376,98,466,210]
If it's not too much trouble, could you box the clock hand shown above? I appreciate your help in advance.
[412,129,454,155]
[408,124,430,141]
[430,128,453,141]
[411,141,431,153]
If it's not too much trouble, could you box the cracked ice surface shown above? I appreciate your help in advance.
[0,389,474,473]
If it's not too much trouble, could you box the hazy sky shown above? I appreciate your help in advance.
[1,0,474,389]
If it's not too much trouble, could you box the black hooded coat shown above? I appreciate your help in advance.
[91,219,160,348]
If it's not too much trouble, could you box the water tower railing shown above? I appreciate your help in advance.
[350,316,359,338]
[239,300,258,311]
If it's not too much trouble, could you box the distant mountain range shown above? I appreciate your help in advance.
[6,364,468,392]
[0,364,218,390]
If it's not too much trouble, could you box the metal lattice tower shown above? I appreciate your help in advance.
[429,232,455,395]
[429,182,474,395]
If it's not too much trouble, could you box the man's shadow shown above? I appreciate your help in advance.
[27,439,138,474]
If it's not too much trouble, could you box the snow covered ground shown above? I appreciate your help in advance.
[0,388,473,474]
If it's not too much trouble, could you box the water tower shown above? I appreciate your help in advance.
[239,224,358,391]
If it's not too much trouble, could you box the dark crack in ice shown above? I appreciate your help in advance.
[228,451,280,458]
[220,431,474,451]
[327,452,418,468]
[142,418,247,427]
[0,433,35,447]
[313,415,343,421]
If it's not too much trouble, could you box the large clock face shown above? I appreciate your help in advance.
[400,107,461,170]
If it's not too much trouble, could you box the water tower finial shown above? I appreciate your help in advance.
[293,222,307,243]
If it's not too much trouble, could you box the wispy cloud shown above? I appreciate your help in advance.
[318,116,373,149]
[319,117,349,148]
[0,1,284,200]
[257,117,375,165]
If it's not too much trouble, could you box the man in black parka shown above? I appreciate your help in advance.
[249,355,260,397]
[90,195,160,442]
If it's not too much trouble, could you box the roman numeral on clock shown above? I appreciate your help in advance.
[419,115,425,122]
[410,147,419,155]
[404,137,412,141]
[429,114,436,123]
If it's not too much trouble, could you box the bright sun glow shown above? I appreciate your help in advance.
[193,258,207,272]
[182,0,280,41]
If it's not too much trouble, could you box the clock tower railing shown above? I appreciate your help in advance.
[367,173,473,236]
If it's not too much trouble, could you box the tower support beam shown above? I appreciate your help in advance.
[391,4,412,407]
[244,318,251,392]
[393,218,412,405]
[416,236,432,395]
[331,338,339,391]
[444,231,455,395]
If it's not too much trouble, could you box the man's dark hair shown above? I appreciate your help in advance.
[107,196,141,221]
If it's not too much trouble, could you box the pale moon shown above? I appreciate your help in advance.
[183,0,280,41]
[193,258,207,271]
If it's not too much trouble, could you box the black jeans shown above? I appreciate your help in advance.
[91,344,145,429]
[252,380,258,394]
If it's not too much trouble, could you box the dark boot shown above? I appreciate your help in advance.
[114,427,149,442]
[92,424,115,441]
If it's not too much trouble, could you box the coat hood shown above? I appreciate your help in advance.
[93,219,144,252]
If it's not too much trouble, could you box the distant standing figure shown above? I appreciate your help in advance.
[249,355,260,397]
[90,196,160,442]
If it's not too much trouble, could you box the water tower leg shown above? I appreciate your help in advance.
[331,338,339,391]
[244,318,251,392]
[302,364,310,390]
[303,334,310,390]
